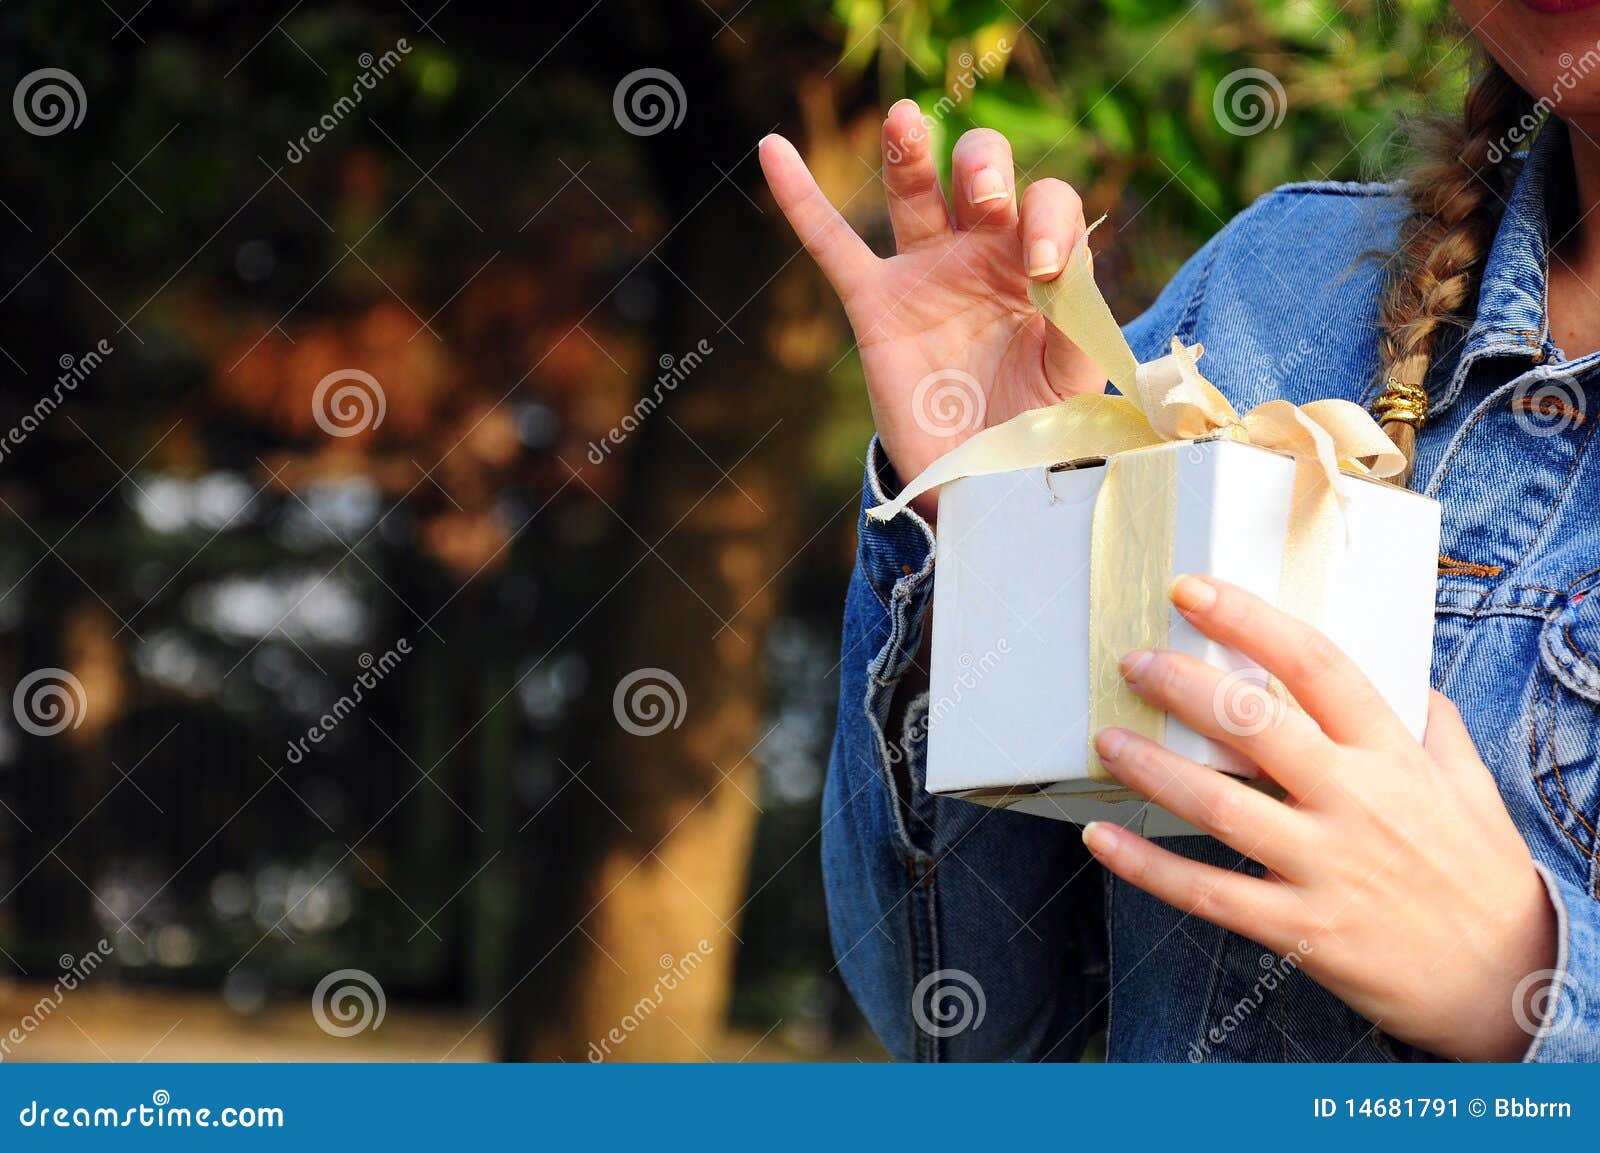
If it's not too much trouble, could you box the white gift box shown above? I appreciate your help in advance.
[924,437,1441,836]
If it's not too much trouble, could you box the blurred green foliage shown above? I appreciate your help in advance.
[813,0,1468,492]
[834,0,1460,228]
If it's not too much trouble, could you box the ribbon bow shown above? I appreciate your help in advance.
[867,224,1405,523]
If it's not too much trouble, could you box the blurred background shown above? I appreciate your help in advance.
[0,0,1462,1061]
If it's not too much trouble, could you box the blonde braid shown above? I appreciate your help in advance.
[1375,59,1533,488]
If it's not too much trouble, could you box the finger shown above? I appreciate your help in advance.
[1094,727,1316,877]
[758,133,877,298]
[881,99,951,250]
[1169,574,1410,749]
[1017,178,1084,281]
[1422,690,1480,769]
[1082,820,1302,949]
[1119,648,1337,796]
[950,128,1016,231]
[1017,179,1099,393]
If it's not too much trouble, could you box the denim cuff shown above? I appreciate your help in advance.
[857,436,936,611]
[1521,862,1600,1061]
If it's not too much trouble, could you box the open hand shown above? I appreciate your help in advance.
[1084,574,1557,1061]
[758,104,1103,517]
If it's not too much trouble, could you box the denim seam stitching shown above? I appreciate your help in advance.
[1522,863,1574,1061]
[863,437,937,614]
[1430,383,1599,686]
[1261,180,1401,200]
[1192,924,1231,1062]
[863,619,931,860]
[1103,869,1119,1058]
[1530,669,1600,864]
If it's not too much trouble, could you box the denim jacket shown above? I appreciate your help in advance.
[826,120,1600,1062]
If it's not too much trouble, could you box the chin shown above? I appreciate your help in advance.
[1455,0,1600,123]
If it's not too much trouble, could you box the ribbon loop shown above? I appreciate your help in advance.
[867,224,1403,522]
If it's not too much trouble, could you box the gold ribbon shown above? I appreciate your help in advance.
[868,226,1405,524]
[868,223,1407,781]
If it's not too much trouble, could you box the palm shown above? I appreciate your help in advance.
[846,229,1063,483]
[760,118,1100,510]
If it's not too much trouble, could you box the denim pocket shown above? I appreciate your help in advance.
[1531,574,1600,865]
[1541,570,1600,701]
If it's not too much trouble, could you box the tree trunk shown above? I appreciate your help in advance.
[506,4,858,1061]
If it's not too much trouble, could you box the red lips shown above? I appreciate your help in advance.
[1518,0,1600,12]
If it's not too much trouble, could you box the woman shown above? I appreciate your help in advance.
[757,1,1600,1062]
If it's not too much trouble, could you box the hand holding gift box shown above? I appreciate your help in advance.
[870,225,1441,835]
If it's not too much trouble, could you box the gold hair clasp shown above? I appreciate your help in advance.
[1373,378,1428,429]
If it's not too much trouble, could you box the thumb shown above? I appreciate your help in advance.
[1422,689,1480,769]
[1017,179,1103,398]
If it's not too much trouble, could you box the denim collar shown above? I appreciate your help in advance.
[1438,119,1567,412]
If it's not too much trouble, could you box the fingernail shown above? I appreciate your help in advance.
[1082,821,1117,858]
[1170,574,1217,613]
[888,97,919,118]
[969,167,1007,204]
[1027,238,1061,278]
[1095,727,1128,762]
[1120,649,1154,684]
[758,134,778,151]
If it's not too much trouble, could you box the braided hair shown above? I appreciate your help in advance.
[1374,58,1536,487]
